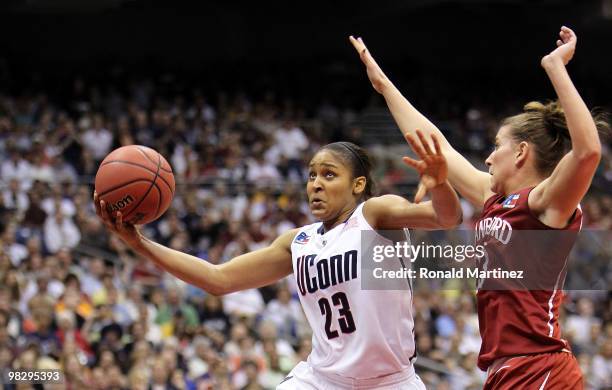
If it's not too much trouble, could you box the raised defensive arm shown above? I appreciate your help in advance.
[530,26,605,227]
[350,36,493,207]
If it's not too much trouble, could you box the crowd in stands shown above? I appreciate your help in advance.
[0,77,610,389]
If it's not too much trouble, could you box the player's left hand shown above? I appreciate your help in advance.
[402,130,448,203]
[542,26,576,67]
[349,36,392,94]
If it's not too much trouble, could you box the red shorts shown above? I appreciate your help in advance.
[484,351,583,390]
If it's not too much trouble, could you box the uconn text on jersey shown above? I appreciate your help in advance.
[295,250,358,296]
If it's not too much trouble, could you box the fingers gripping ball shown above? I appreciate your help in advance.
[95,145,175,225]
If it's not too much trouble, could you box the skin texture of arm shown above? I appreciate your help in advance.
[94,193,296,296]
[131,228,297,295]
[529,27,602,228]
[364,190,461,231]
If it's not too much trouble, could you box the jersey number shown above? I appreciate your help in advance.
[318,292,356,339]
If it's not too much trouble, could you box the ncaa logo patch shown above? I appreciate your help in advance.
[502,194,520,208]
[294,232,310,244]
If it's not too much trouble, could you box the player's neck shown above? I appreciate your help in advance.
[321,204,358,233]
[503,172,544,195]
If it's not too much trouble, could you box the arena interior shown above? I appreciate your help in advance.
[0,0,611,389]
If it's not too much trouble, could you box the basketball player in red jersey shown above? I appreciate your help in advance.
[352,26,609,389]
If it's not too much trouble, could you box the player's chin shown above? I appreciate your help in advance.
[309,207,327,220]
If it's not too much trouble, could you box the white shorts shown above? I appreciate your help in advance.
[276,361,426,390]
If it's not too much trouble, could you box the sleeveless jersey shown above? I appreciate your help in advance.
[475,187,582,370]
[291,202,416,379]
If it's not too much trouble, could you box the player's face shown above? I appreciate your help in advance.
[485,125,517,194]
[307,150,358,222]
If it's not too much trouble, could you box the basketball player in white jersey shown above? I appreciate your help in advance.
[94,134,462,389]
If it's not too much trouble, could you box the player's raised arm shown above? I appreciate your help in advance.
[364,131,462,230]
[349,36,493,208]
[94,193,295,296]
[529,26,608,227]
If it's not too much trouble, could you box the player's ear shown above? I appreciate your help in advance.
[515,141,529,167]
[353,176,366,196]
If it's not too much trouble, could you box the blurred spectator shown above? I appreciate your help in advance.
[262,283,306,344]
[2,224,27,267]
[81,113,113,162]
[566,297,602,352]
[79,257,106,301]
[271,119,308,181]
[2,178,28,214]
[21,189,47,231]
[247,152,281,184]
[199,294,231,336]
[155,285,199,338]
[591,338,612,389]
[1,146,32,187]
[24,305,60,358]
[43,210,81,254]
[150,357,175,389]
[29,143,56,184]
[55,309,93,363]
[223,289,265,319]
[238,359,264,389]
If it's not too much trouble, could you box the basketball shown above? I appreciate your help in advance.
[95,145,175,225]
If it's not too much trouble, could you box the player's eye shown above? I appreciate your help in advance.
[325,171,336,179]
[308,171,316,180]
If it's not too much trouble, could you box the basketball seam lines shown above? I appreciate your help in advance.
[122,153,161,222]
[123,181,162,222]
[153,182,161,219]
[97,179,155,198]
[101,160,174,194]
[136,146,173,174]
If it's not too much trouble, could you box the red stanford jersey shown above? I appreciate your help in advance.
[475,187,582,371]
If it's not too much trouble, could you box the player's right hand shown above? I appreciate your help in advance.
[349,36,392,94]
[93,191,143,248]
[402,130,448,203]
[541,26,577,68]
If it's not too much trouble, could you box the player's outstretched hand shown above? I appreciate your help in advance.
[349,36,391,94]
[542,26,576,68]
[402,130,448,203]
[93,191,143,247]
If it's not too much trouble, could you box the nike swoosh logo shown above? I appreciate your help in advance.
[279,375,294,384]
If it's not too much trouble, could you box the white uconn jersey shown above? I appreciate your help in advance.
[291,203,416,380]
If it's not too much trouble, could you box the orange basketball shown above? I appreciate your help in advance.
[95,145,175,225]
